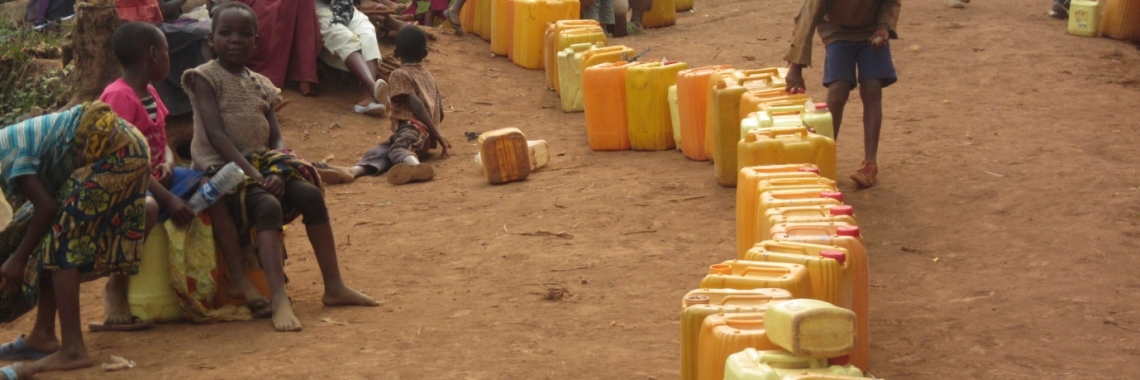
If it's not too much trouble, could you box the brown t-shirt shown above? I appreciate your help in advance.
[183,60,280,170]
[784,0,902,66]
[387,63,444,133]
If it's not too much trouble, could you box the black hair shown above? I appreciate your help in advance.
[210,1,258,33]
[111,22,164,67]
[394,25,428,62]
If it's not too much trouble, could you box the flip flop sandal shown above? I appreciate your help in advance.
[373,78,390,104]
[247,298,273,319]
[445,8,463,35]
[0,335,52,360]
[88,316,155,332]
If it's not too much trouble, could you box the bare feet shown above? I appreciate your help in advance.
[226,274,267,304]
[322,284,380,307]
[33,345,93,373]
[271,296,303,332]
[101,274,132,325]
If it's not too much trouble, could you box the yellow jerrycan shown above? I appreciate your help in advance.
[724,348,863,380]
[642,0,676,28]
[711,74,786,186]
[1068,0,1102,37]
[700,260,811,298]
[742,241,850,308]
[459,0,478,35]
[736,164,821,256]
[553,26,606,91]
[476,0,493,40]
[512,0,581,69]
[626,60,689,150]
[677,65,733,161]
[762,204,855,244]
[738,126,837,180]
[543,20,599,89]
[707,68,786,158]
[765,299,857,358]
[1100,0,1140,41]
[739,88,810,119]
[581,44,633,67]
[127,226,183,322]
[742,104,835,140]
[669,84,681,150]
[680,288,793,380]
[584,61,642,151]
[558,42,605,112]
[478,128,531,184]
[675,0,692,12]
[772,225,869,371]
[698,313,780,380]
[490,0,514,56]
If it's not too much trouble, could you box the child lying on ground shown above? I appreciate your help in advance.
[183,2,378,332]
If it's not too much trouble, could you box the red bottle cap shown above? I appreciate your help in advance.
[812,102,829,112]
[820,191,844,202]
[828,355,850,366]
[797,166,820,174]
[820,250,846,265]
[829,205,854,216]
[836,226,861,238]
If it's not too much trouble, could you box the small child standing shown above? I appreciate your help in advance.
[183,2,378,332]
[339,25,451,186]
[95,21,196,332]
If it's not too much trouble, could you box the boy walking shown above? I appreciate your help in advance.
[783,0,900,188]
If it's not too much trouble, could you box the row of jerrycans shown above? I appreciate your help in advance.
[543,20,606,92]
[560,44,633,113]
[582,58,689,151]
[488,0,580,68]
[681,290,864,380]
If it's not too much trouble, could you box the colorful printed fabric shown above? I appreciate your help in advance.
[211,149,324,232]
[164,217,253,323]
[0,103,151,301]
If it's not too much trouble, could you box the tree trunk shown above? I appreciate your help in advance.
[67,0,122,105]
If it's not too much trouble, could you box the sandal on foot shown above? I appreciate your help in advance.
[850,161,879,189]
[0,335,53,360]
[247,298,272,319]
[373,78,390,104]
[445,8,463,35]
[387,163,434,185]
[88,316,155,332]
[0,363,30,380]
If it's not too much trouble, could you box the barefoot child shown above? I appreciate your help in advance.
[183,2,378,332]
[783,0,899,188]
[335,26,451,185]
[0,103,151,377]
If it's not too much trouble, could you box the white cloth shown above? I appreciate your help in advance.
[315,1,382,70]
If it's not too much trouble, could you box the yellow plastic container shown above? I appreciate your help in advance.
[698,313,779,380]
[490,0,514,55]
[764,299,857,358]
[762,205,855,244]
[736,164,822,257]
[706,69,785,159]
[678,65,733,161]
[543,20,599,89]
[581,44,633,68]
[772,226,869,371]
[1068,0,1102,37]
[724,348,864,380]
[460,0,478,35]
[478,128,531,184]
[675,0,692,12]
[711,74,786,187]
[477,0,494,40]
[700,260,811,298]
[758,189,843,225]
[739,88,810,119]
[781,375,872,380]
[626,60,689,151]
[584,61,640,151]
[742,241,850,308]
[669,84,681,149]
[1100,0,1140,41]
[741,104,834,140]
[642,0,676,28]
[512,0,581,69]
[681,288,793,380]
[558,42,605,112]
[552,26,606,92]
[738,126,837,180]
[128,226,183,322]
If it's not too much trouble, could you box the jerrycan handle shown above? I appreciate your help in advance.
[738,74,775,87]
[758,126,810,139]
[722,314,767,328]
[716,295,780,305]
[765,105,806,116]
[756,241,813,255]
[755,350,826,369]
[781,226,834,237]
[739,265,789,277]
[740,67,781,77]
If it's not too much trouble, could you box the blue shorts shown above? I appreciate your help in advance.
[823,40,897,88]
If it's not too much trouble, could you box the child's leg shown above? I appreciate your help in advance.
[21,272,61,354]
[245,187,301,332]
[281,180,378,307]
[826,82,853,140]
[859,79,883,163]
[98,196,159,326]
[208,196,267,305]
[822,41,860,140]
[445,0,466,33]
[350,142,395,178]
[33,268,93,372]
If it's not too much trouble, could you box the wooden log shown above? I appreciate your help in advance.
[67,0,122,105]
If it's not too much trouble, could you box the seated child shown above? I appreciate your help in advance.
[315,0,390,115]
[0,102,151,377]
[331,26,451,186]
[94,21,192,331]
[183,2,378,332]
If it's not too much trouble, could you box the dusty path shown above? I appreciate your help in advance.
[3,0,1140,378]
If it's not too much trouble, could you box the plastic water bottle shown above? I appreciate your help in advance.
[187,162,246,213]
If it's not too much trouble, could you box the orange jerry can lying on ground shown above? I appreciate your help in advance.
[626,60,689,150]
[738,126,837,180]
[584,61,642,151]
[680,288,793,380]
[478,128,531,184]
[700,260,812,298]
[698,313,779,380]
[677,65,733,161]
[543,19,600,89]
[736,164,821,257]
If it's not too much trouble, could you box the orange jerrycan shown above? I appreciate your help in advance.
[558,42,605,112]
[626,60,689,151]
[584,61,640,151]
[512,0,581,70]
[543,20,599,89]
[762,204,855,244]
[680,288,793,380]
[711,74,786,186]
[460,0,478,35]
[551,25,606,92]
[742,241,850,308]
[724,348,864,380]
[490,0,513,55]
[642,0,676,28]
[476,0,493,40]
[669,84,681,149]
[1100,0,1140,41]
[697,313,779,380]
[772,226,869,371]
[677,65,733,161]
[700,260,811,298]
[478,128,531,184]
[738,126,837,180]
[736,164,822,257]
[675,0,692,12]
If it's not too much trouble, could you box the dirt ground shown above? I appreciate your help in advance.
[3,0,1140,378]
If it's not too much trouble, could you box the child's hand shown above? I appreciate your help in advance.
[0,255,27,294]
[165,198,196,227]
[785,64,807,94]
[869,27,889,49]
[157,163,174,188]
[262,174,285,199]
[439,137,452,157]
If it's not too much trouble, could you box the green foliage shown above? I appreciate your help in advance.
[0,18,72,126]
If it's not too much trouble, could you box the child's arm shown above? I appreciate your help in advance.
[260,108,286,199]
[401,93,451,157]
[191,75,263,182]
[0,176,58,292]
[783,0,826,93]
